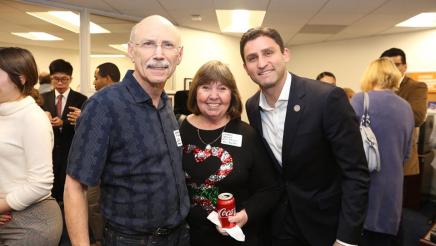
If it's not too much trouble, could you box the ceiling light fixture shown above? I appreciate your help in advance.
[396,12,436,27]
[109,44,128,53]
[216,9,265,33]
[27,11,110,33]
[11,32,63,41]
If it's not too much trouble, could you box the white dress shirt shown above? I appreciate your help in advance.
[258,73,356,246]
[258,73,292,166]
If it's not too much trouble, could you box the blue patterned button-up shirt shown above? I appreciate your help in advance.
[67,70,189,234]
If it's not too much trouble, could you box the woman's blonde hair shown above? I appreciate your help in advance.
[360,57,402,92]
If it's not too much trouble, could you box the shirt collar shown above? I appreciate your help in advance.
[124,70,169,107]
[259,72,292,110]
[55,87,70,98]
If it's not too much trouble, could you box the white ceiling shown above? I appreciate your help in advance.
[1,0,436,54]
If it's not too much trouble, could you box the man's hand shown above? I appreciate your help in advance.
[51,116,63,127]
[67,106,81,125]
[215,209,248,236]
[0,212,12,226]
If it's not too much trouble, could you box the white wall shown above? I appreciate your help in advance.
[288,28,436,92]
[176,27,256,121]
[6,27,436,120]
[1,28,256,121]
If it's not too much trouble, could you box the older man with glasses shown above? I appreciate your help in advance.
[64,15,189,246]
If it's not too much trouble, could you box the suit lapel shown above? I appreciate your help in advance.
[282,74,306,161]
[47,90,57,117]
[250,92,263,135]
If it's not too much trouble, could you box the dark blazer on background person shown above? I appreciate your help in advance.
[41,89,87,202]
[245,73,369,245]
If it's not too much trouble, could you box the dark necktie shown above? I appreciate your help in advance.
[57,95,63,117]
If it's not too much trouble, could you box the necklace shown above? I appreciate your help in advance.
[197,124,227,151]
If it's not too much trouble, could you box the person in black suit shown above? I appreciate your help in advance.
[41,59,87,203]
[41,59,87,245]
[240,27,370,246]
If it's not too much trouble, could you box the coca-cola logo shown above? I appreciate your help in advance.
[217,208,235,217]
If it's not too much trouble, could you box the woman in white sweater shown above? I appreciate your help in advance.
[0,47,62,245]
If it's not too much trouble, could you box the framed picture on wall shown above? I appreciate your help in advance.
[167,91,175,109]
[184,78,193,91]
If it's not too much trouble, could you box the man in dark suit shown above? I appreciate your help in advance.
[41,59,87,245]
[380,48,428,209]
[240,27,369,246]
[41,59,87,203]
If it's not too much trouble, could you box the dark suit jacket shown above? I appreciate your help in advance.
[41,89,87,201]
[245,73,369,245]
[397,76,428,175]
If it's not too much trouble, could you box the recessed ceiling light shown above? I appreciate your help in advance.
[27,11,110,33]
[11,32,62,41]
[216,9,265,33]
[91,54,125,58]
[109,44,128,53]
[396,12,436,27]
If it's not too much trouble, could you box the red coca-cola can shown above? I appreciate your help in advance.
[217,192,236,228]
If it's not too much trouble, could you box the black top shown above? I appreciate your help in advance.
[67,71,189,234]
[180,118,280,246]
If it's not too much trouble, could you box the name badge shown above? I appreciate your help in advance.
[173,130,183,147]
[221,132,242,147]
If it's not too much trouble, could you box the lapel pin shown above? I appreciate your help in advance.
[293,105,301,112]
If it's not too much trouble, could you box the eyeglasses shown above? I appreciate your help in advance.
[131,40,180,55]
[51,76,71,83]
[394,62,404,67]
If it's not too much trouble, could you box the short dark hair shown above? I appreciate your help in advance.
[187,60,242,120]
[0,47,38,96]
[97,62,120,82]
[49,59,73,76]
[316,71,336,80]
[39,73,51,85]
[240,27,285,63]
[380,48,406,64]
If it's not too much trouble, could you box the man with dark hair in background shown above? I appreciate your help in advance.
[41,58,87,245]
[87,62,121,245]
[316,71,336,85]
[380,48,428,210]
[93,62,120,91]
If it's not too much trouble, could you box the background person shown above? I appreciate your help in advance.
[351,58,414,246]
[380,47,428,210]
[93,62,120,91]
[38,71,52,94]
[88,61,121,245]
[64,15,189,246]
[0,47,62,245]
[342,87,355,101]
[316,71,336,85]
[241,27,369,246]
[180,60,280,246]
[40,58,87,245]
